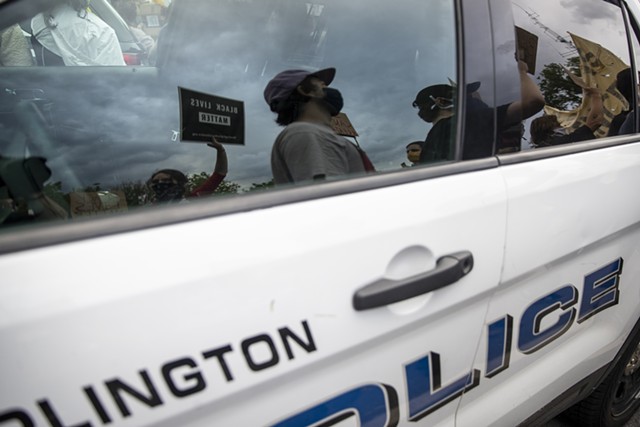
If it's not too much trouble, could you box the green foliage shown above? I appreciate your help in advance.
[186,172,242,195]
[537,56,582,110]
[42,173,266,212]
[246,180,275,192]
[215,180,242,194]
[185,172,210,195]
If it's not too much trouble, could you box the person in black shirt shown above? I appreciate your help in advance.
[413,60,544,162]
[412,84,456,164]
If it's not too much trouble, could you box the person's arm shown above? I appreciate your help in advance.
[505,60,545,124]
[130,26,155,52]
[188,139,227,197]
[208,139,228,176]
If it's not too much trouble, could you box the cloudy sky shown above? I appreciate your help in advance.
[4,0,457,191]
[11,0,627,192]
[512,0,628,72]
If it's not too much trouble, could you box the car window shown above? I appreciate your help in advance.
[0,0,458,234]
[509,0,632,151]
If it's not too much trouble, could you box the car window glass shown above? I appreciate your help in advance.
[510,0,632,150]
[0,0,456,233]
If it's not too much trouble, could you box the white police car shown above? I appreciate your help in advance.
[1,0,640,426]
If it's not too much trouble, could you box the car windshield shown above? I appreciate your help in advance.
[0,0,457,228]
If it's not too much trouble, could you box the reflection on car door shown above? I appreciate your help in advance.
[0,165,506,426]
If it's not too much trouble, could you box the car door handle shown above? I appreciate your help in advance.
[353,251,474,311]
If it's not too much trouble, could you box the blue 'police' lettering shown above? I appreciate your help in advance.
[268,384,399,427]
[405,352,480,421]
[2,260,627,427]
[518,286,578,354]
[578,258,623,323]
[0,409,34,427]
[486,315,513,378]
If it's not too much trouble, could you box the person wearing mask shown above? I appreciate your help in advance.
[147,139,227,203]
[412,84,456,164]
[413,59,544,162]
[264,67,372,184]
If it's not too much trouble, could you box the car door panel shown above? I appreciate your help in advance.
[457,143,640,426]
[1,166,506,426]
[10,0,640,424]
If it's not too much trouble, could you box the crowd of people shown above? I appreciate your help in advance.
[405,65,635,168]
[2,58,636,216]
[0,0,636,219]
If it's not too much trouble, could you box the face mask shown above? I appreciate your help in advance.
[417,96,454,123]
[322,87,344,116]
[418,107,437,123]
[151,182,184,202]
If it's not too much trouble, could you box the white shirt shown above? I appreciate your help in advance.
[31,5,125,66]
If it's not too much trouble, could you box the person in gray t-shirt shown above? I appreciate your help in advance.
[264,67,368,184]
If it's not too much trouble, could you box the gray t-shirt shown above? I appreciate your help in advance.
[271,121,365,184]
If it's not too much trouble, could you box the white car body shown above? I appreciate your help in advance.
[1,0,640,426]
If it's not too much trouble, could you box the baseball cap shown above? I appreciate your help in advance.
[264,67,336,112]
[412,81,480,108]
[412,84,455,109]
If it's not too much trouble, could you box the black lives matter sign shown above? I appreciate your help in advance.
[178,87,245,145]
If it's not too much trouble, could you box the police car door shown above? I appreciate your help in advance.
[0,0,506,426]
[457,0,640,425]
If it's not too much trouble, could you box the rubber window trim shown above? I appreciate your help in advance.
[0,158,498,255]
[497,134,640,166]
[3,134,637,255]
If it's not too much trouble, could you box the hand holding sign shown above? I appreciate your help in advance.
[207,138,225,151]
